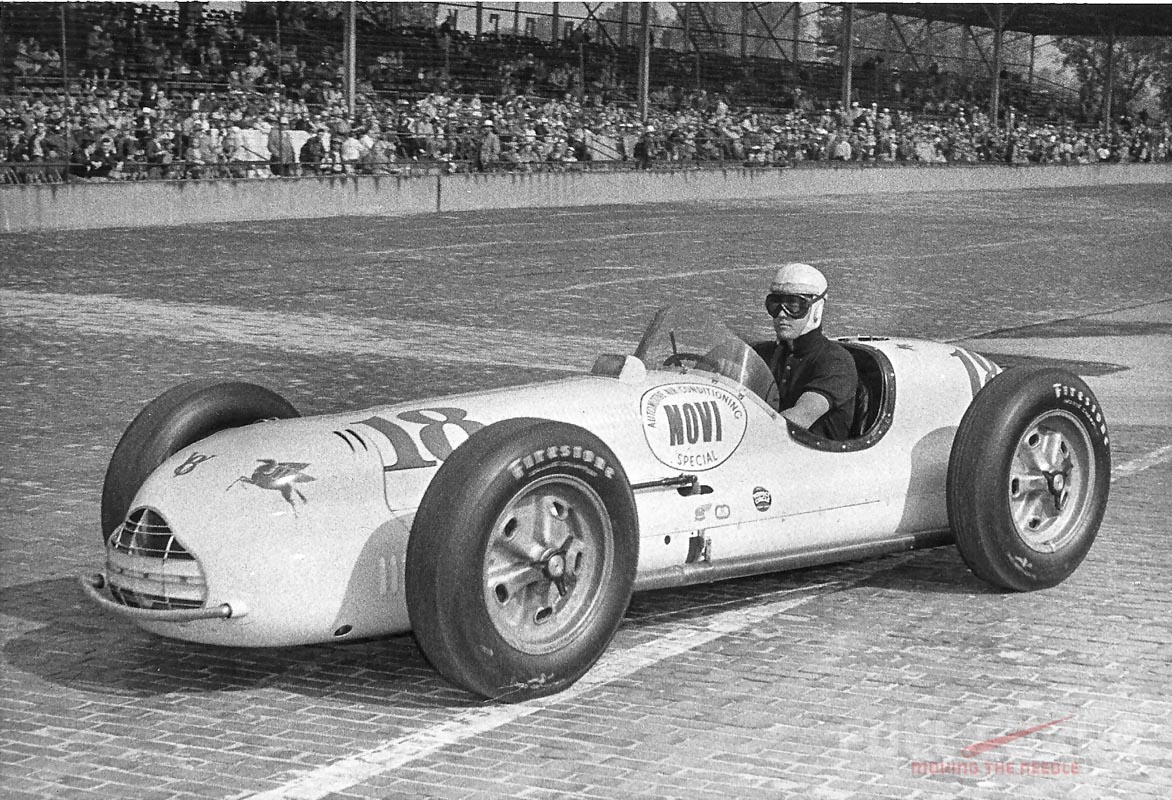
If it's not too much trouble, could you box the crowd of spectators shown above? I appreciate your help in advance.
[2,5,1169,184]
[3,78,1167,185]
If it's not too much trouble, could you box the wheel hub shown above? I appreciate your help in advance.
[543,551,567,581]
[482,477,613,655]
[1009,411,1094,553]
[1045,468,1070,511]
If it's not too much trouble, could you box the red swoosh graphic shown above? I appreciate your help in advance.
[961,715,1074,758]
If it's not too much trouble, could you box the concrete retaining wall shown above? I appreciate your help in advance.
[2,163,1168,233]
[1,173,438,233]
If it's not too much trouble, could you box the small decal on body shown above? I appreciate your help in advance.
[228,459,316,511]
[752,486,772,512]
[174,451,216,476]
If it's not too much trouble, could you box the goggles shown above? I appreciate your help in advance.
[765,289,826,319]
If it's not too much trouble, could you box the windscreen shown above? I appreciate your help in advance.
[634,306,777,402]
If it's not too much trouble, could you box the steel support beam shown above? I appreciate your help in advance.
[989,4,1003,130]
[750,3,795,62]
[842,3,855,108]
[1028,34,1036,86]
[1102,21,1116,135]
[965,25,993,74]
[638,1,650,123]
[741,3,749,59]
[888,14,923,73]
[793,2,801,62]
[344,1,356,114]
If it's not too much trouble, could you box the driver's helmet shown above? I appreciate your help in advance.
[768,262,827,333]
[770,262,827,297]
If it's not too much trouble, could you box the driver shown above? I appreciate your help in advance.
[763,263,857,440]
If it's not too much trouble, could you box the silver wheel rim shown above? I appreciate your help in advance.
[1009,410,1095,553]
[483,475,614,655]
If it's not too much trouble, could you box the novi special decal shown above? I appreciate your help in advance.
[227,459,316,510]
[641,383,748,471]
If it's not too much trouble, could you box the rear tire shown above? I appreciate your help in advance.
[947,368,1110,591]
[406,418,638,701]
[101,380,299,542]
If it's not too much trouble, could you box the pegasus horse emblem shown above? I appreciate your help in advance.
[228,459,316,511]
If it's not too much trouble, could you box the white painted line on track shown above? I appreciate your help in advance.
[0,289,626,372]
[359,229,700,255]
[519,238,1063,296]
[1113,444,1172,482]
[239,582,841,800]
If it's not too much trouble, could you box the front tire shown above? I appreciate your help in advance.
[947,368,1110,591]
[406,418,638,701]
[101,380,299,542]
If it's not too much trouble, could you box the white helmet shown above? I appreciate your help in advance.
[767,262,828,336]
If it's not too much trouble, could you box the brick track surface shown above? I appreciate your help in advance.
[2,185,1170,799]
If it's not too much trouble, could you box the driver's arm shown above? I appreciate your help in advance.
[780,391,830,430]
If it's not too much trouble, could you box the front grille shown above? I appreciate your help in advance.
[106,508,208,611]
[110,508,194,560]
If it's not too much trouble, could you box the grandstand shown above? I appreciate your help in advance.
[1,2,1169,184]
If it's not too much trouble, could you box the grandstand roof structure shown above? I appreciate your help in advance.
[860,3,1172,38]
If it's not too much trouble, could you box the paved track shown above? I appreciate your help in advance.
[2,184,1170,799]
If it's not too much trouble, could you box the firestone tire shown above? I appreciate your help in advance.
[947,367,1110,591]
[100,380,299,542]
[406,418,639,701]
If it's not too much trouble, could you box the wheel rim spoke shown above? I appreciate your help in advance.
[487,562,545,601]
[1018,429,1051,473]
[1039,430,1067,472]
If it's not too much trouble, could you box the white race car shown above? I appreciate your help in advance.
[82,306,1111,700]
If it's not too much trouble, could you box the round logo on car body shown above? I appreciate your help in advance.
[752,486,772,511]
[640,384,747,472]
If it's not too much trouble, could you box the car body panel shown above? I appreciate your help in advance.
[89,309,1001,648]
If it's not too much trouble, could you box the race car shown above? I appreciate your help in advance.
[81,305,1111,700]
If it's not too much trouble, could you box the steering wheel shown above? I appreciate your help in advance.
[662,352,707,368]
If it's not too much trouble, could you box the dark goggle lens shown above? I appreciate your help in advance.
[766,292,816,319]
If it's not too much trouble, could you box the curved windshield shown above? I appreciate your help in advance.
[633,306,777,402]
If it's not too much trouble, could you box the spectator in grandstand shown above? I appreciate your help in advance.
[299,128,327,174]
[70,135,120,180]
[339,129,364,173]
[184,130,209,179]
[267,117,294,176]
[634,125,657,169]
[84,24,115,81]
[831,135,853,162]
[14,38,48,77]
[145,129,177,179]
[360,131,396,175]
[321,137,346,173]
[476,119,501,171]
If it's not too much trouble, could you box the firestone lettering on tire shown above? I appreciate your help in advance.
[508,444,616,480]
[1052,383,1110,445]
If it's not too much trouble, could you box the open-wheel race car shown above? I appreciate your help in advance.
[82,306,1111,700]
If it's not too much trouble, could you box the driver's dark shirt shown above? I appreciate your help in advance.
[763,328,857,440]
